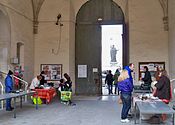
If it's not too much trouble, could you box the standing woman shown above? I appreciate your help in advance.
[118,70,133,123]
[114,69,120,95]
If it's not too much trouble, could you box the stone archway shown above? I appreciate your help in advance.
[0,9,11,72]
[75,0,128,95]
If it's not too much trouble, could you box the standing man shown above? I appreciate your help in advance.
[5,70,14,111]
[105,70,114,94]
[124,63,134,118]
[141,66,152,90]
[124,63,135,85]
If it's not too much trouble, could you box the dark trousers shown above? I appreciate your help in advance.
[6,98,12,110]
[121,93,131,119]
[108,84,113,94]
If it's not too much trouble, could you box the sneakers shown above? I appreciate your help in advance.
[121,119,130,123]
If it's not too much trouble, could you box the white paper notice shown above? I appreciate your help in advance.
[93,68,98,72]
[78,65,87,78]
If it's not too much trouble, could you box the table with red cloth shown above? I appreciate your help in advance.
[33,88,56,104]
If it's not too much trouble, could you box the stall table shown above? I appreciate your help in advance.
[133,94,175,124]
[34,88,56,104]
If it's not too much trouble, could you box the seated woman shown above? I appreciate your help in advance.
[153,69,171,104]
[64,73,72,91]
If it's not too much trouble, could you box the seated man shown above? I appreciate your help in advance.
[29,75,42,90]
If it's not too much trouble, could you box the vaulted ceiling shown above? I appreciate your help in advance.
[30,0,169,34]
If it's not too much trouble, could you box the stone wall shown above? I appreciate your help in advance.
[0,1,34,83]
[128,0,169,82]
[168,0,175,80]
[34,0,72,88]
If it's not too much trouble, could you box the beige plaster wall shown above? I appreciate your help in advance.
[128,0,169,82]
[35,0,74,90]
[0,1,34,83]
[168,0,175,79]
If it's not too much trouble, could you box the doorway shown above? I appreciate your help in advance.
[75,0,128,96]
[101,25,123,95]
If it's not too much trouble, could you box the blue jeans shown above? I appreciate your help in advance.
[121,93,131,119]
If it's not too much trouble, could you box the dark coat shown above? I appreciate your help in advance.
[155,75,171,100]
[105,74,113,85]
[40,75,47,85]
[142,71,152,85]
[5,75,13,93]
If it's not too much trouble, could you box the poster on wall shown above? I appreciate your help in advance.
[41,64,62,81]
[78,65,87,78]
[138,62,165,80]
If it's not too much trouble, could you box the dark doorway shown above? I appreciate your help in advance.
[75,0,128,95]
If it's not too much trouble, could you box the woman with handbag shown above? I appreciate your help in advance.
[153,69,171,104]
[118,70,133,123]
[153,69,171,121]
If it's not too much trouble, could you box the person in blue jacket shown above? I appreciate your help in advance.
[118,70,133,123]
[5,70,14,111]
[124,63,135,85]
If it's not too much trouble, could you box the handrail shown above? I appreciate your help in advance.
[12,75,28,102]
[0,71,29,102]
[0,82,4,109]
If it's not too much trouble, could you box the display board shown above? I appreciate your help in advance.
[40,64,62,81]
[138,62,165,80]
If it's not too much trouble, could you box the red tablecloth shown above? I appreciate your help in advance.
[34,88,56,104]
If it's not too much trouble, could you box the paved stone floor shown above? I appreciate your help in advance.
[0,95,173,125]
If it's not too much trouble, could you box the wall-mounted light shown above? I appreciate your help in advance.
[56,14,61,25]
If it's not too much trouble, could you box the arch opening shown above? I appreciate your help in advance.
[75,0,128,95]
